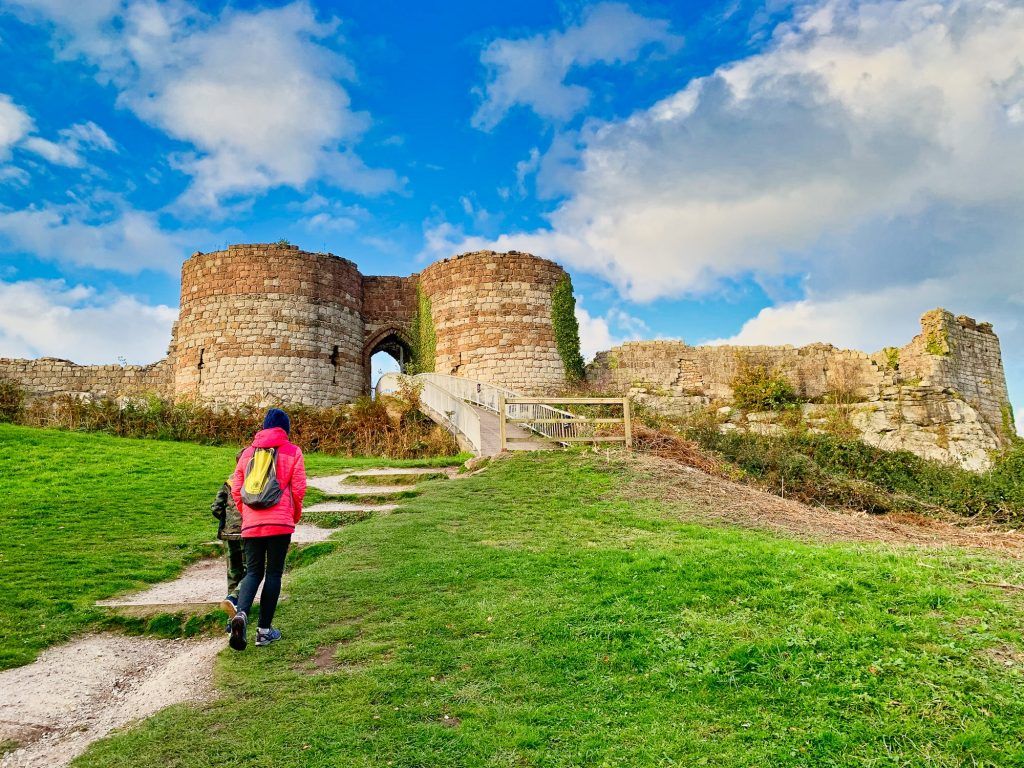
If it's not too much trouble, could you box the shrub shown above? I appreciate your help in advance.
[0,377,24,422]
[730,363,800,411]
[14,387,459,459]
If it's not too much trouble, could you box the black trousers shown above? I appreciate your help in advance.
[237,534,291,629]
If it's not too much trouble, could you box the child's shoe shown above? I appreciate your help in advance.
[229,611,247,651]
[255,627,282,647]
[220,595,238,619]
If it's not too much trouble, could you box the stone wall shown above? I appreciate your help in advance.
[173,244,365,407]
[418,251,569,393]
[588,309,1013,470]
[361,275,418,379]
[0,357,172,399]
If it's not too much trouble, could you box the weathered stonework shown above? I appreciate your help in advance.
[588,309,1014,470]
[0,244,573,406]
[418,251,570,393]
[0,357,172,399]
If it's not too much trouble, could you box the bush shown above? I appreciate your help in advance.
[14,387,459,459]
[731,363,800,411]
[675,416,1024,523]
[0,377,24,422]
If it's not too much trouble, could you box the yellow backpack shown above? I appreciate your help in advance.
[241,448,284,509]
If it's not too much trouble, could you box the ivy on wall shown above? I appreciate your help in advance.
[551,274,586,382]
[409,286,436,374]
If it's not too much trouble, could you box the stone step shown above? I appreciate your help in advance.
[305,501,399,514]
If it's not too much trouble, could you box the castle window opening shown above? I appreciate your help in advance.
[330,345,340,384]
[197,348,204,383]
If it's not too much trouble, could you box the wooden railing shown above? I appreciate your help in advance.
[499,396,632,451]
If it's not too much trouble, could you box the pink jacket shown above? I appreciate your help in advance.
[230,427,307,538]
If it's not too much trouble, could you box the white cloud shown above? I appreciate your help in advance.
[10,1,397,208]
[0,94,33,159]
[0,279,176,364]
[0,203,192,273]
[473,2,681,129]
[575,299,649,361]
[444,0,1024,412]
[20,120,114,168]
[455,0,1024,300]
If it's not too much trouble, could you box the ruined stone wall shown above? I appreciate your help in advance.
[899,310,1013,438]
[418,251,568,393]
[0,357,172,399]
[172,244,365,407]
[588,309,1012,470]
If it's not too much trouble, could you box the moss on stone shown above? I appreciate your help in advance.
[925,326,951,356]
[1001,402,1017,441]
[409,287,436,374]
[551,274,586,382]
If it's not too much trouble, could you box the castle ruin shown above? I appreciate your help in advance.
[0,243,1015,470]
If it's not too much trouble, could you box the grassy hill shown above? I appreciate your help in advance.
[4,425,1024,766]
[0,424,463,670]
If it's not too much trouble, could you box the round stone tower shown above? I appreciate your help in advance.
[172,243,364,406]
[418,250,571,393]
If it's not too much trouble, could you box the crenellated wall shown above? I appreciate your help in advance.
[587,309,1015,470]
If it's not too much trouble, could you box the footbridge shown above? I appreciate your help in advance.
[376,373,632,456]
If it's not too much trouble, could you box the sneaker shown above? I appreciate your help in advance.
[220,595,238,619]
[229,611,247,651]
[255,627,282,647]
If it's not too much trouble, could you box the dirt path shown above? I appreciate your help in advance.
[0,634,222,768]
[1,469,435,765]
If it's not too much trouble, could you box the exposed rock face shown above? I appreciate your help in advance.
[0,244,574,406]
[588,310,1014,471]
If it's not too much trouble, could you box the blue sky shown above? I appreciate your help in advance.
[0,0,1022,426]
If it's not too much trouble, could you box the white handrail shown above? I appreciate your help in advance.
[410,373,586,445]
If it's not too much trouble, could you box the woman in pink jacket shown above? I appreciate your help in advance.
[228,408,306,651]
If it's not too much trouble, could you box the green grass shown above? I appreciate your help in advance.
[58,448,1024,767]
[7,425,1024,765]
[0,424,463,669]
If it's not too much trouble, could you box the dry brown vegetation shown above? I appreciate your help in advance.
[0,376,458,458]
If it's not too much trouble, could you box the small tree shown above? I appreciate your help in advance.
[731,363,800,411]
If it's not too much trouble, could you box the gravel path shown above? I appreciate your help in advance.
[0,634,222,768]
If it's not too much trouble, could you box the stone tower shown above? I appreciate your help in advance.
[168,243,578,404]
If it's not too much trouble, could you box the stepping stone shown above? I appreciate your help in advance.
[304,501,399,514]
[292,524,344,543]
[345,467,457,478]
[308,475,411,496]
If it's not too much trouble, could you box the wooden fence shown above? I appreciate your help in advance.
[498,396,632,451]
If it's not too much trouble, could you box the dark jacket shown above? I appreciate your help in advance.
[211,480,242,540]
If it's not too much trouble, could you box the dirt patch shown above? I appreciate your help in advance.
[986,644,1024,668]
[626,453,1024,557]
[440,715,461,728]
[0,634,221,768]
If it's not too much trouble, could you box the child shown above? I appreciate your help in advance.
[211,469,245,618]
